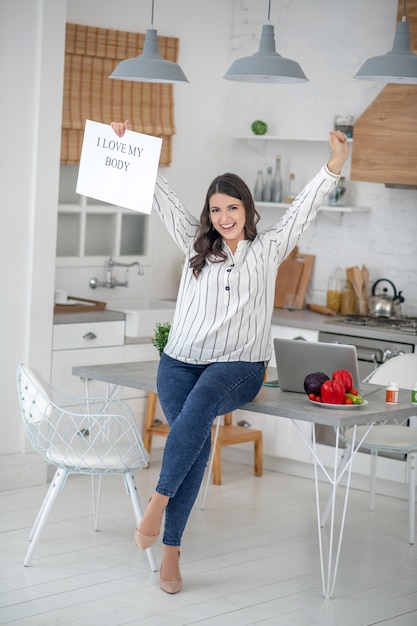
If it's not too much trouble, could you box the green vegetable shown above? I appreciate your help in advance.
[345,392,365,405]
[251,120,267,135]
[151,322,171,354]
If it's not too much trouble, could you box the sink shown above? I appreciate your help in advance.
[108,299,175,338]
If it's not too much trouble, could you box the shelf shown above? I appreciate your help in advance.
[237,136,353,142]
[255,201,371,214]
[57,203,148,261]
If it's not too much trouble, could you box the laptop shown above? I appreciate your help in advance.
[274,338,361,393]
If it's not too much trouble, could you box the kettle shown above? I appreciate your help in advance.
[369,278,404,318]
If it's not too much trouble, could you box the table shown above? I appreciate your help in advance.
[72,360,416,599]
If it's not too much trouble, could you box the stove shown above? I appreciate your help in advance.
[328,315,417,335]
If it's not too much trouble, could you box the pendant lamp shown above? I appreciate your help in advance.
[223,0,308,84]
[354,1,417,84]
[109,0,188,84]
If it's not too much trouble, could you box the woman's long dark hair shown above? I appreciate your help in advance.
[189,173,260,277]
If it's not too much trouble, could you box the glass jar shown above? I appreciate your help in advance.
[341,280,357,315]
[326,267,344,313]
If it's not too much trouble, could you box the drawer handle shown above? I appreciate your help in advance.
[83,331,97,340]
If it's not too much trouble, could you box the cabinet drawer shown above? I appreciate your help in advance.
[53,321,125,350]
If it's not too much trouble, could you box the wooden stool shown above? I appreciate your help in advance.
[143,391,263,485]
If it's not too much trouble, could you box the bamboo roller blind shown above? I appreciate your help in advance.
[61,23,178,166]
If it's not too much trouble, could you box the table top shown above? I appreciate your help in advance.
[72,360,416,428]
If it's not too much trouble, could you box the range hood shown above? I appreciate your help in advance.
[351,0,417,188]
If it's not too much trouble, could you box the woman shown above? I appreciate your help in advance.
[112,121,349,594]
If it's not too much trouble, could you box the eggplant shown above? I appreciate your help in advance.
[304,372,330,396]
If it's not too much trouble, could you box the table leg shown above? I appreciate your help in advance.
[291,420,374,599]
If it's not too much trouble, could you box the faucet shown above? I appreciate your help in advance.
[89,257,144,289]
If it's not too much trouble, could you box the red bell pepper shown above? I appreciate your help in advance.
[320,379,346,404]
[331,369,353,393]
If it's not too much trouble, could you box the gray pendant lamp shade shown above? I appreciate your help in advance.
[223,0,308,83]
[354,18,417,84]
[223,23,308,84]
[109,0,188,84]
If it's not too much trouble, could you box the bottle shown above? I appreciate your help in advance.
[283,172,296,203]
[326,267,344,313]
[263,166,273,202]
[254,170,264,202]
[386,381,399,405]
[341,279,357,315]
[328,177,347,207]
[411,382,417,405]
[334,114,354,138]
[271,154,282,203]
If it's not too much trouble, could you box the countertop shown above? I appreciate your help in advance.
[272,308,417,344]
[53,307,416,345]
[72,359,416,428]
[53,310,126,324]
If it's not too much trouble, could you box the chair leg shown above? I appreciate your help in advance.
[254,435,263,477]
[124,473,158,572]
[24,467,68,567]
[408,451,416,545]
[143,392,158,456]
[91,475,103,531]
[369,451,378,512]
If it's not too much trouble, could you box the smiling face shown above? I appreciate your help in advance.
[209,193,247,253]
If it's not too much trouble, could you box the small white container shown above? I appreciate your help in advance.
[386,381,399,405]
[411,382,417,405]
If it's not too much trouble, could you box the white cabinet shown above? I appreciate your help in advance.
[51,320,125,397]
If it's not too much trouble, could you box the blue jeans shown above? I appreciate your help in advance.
[155,353,266,546]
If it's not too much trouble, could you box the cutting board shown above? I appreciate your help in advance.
[274,248,315,309]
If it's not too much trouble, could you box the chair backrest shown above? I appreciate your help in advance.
[16,363,149,474]
[367,353,417,390]
[17,363,53,423]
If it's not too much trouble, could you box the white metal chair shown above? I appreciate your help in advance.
[322,353,417,544]
[16,363,157,570]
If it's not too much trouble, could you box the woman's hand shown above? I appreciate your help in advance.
[110,120,131,137]
[327,130,349,175]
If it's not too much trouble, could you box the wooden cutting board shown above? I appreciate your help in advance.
[274,248,315,309]
[274,247,303,308]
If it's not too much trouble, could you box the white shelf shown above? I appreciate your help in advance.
[237,136,353,142]
[255,201,371,214]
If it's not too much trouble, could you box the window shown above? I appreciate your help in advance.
[61,23,178,167]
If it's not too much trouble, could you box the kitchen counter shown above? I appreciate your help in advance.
[53,310,126,324]
[53,307,416,346]
[271,308,417,345]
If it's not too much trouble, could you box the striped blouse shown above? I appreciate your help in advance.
[153,165,339,364]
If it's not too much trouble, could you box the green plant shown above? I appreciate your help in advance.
[151,322,171,353]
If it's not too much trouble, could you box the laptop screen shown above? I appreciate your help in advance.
[274,338,360,393]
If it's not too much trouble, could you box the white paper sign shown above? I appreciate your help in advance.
[76,120,162,214]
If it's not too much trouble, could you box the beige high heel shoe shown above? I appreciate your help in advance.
[160,551,182,594]
[134,528,159,550]
[134,496,163,550]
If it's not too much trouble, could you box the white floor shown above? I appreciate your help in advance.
[1,459,416,626]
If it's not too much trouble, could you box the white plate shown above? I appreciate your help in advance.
[308,398,368,410]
